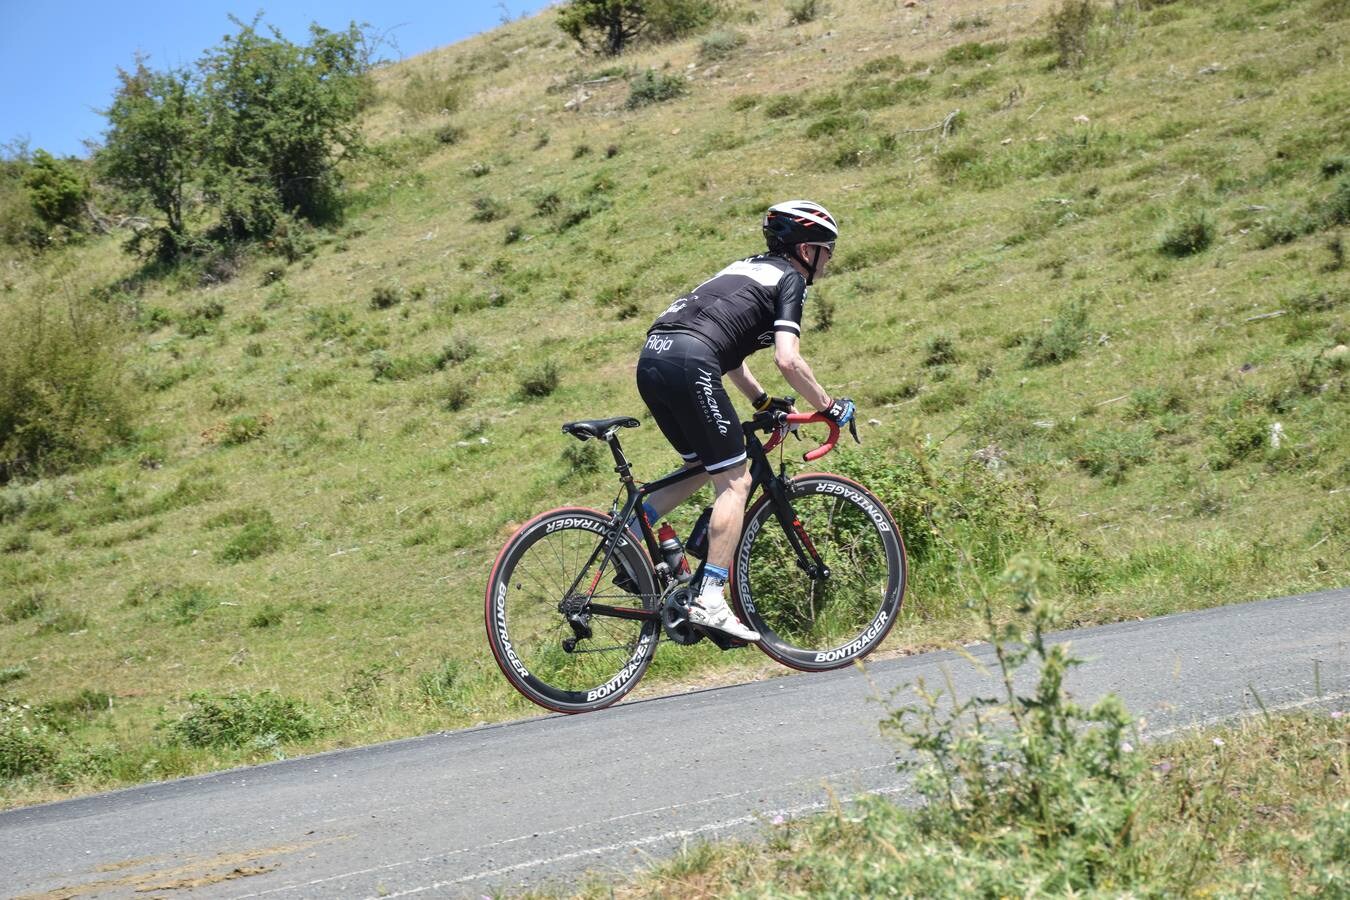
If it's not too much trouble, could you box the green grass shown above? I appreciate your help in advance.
[569,711,1347,898]
[1,0,1348,807]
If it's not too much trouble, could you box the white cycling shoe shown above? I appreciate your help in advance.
[688,594,760,643]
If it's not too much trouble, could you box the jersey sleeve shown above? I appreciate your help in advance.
[773,270,807,336]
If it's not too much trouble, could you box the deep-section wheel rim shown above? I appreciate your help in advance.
[485,508,659,713]
[734,475,905,671]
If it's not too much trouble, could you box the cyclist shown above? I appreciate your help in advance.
[634,200,856,643]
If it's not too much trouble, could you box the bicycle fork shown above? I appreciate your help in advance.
[750,442,830,582]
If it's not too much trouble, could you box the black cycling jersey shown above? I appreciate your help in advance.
[647,254,806,373]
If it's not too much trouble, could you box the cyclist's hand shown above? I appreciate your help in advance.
[753,393,796,414]
[822,397,855,427]
[823,397,861,444]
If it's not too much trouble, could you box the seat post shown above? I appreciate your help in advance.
[606,433,635,483]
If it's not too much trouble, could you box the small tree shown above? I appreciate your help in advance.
[197,17,372,239]
[98,60,202,259]
[22,150,89,233]
[558,0,649,56]
[558,0,718,54]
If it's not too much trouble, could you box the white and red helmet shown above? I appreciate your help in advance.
[763,200,839,253]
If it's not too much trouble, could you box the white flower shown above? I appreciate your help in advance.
[1121,742,1134,753]
[1212,737,1226,748]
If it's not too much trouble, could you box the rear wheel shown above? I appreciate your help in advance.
[485,508,660,713]
[733,475,905,671]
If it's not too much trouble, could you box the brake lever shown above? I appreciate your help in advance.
[848,418,861,445]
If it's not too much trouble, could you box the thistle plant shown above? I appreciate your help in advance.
[885,555,1143,890]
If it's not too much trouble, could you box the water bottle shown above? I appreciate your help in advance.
[656,523,692,582]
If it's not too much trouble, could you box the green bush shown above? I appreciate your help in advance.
[786,0,823,26]
[883,557,1142,894]
[1076,426,1153,484]
[518,360,561,399]
[1049,0,1098,69]
[98,62,200,260]
[943,41,1006,65]
[3,590,46,623]
[0,292,137,482]
[0,666,28,687]
[219,413,272,446]
[1023,296,1093,367]
[167,691,318,748]
[625,70,688,109]
[470,196,508,222]
[22,150,89,233]
[0,712,58,779]
[559,0,719,54]
[1157,209,1215,256]
[700,29,746,61]
[216,512,283,562]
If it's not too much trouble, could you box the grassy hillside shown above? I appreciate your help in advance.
[2,0,1348,807]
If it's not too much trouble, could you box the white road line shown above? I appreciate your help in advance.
[233,764,896,898]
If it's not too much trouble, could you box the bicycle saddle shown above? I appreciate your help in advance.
[561,416,640,440]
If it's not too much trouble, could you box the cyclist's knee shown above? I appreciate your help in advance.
[710,463,751,499]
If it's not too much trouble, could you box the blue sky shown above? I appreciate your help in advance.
[0,1,556,159]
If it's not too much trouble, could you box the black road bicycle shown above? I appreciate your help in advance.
[485,409,906,714]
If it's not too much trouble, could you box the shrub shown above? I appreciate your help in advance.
[1076,427,1153,483]
[763,94,797,118]
[1157,209,1215,256]
[23,150,89,233]
[786,0,823,26]
[923,335,959,367]
[197,18,372,237]
[0,666,28,687]
[1049,0,1098,69]
[370,284,402,309]
[167,691,318,748]
[0,714,58,779]
[943,41,1006,64]
[1024,296,1092,367]
[700,29,746,61]
[519,360,561,399]
[0,292,137,483]
[216,512,284,562]
[1322,173,1350,226]
[558,0,718,55]
[625,70,687,109]
[97,62,200,259]
[470,196,508,222]
[218,413,272,446]
[3,590,46,623]
[435,123,465,145]
[561,440,604,477]
[884,557,1141,893]
[249,605,284,628]
[438,375,474,412]
[396,70,463,117]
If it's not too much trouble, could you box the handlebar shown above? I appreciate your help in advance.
[757,411,843,462]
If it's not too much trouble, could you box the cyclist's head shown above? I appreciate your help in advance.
[762,200,838,284]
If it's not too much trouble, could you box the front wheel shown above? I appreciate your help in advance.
[733,474,905,671]
[485,507,660,713]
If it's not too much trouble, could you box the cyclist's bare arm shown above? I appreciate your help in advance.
[726,363,767,405]
[772,332,831,411]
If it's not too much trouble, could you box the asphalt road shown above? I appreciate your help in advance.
[3,588,1346,899]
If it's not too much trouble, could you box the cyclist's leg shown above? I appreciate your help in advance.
[704,461,752,570]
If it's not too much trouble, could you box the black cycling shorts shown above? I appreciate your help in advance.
[635,332,747,474]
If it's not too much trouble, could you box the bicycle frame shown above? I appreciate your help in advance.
[568,413,838,627]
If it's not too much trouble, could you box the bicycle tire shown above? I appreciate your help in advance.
[485,507,660,713]
[733,474,905,671]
